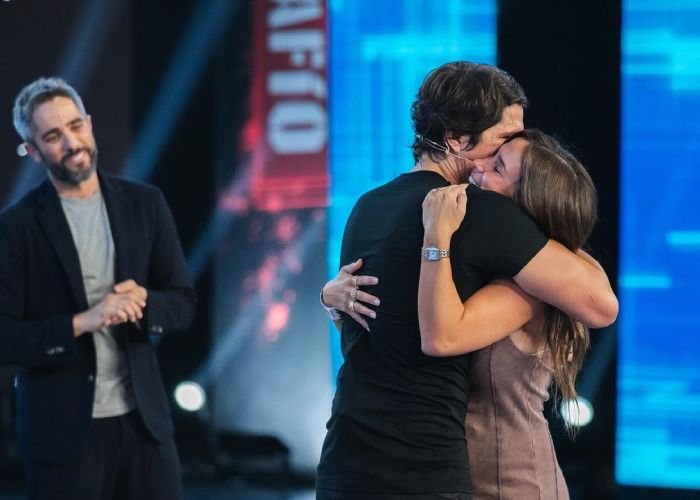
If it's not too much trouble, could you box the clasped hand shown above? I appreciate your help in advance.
[74,279,148,337]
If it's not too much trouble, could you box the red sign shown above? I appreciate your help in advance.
[247,0,328,212]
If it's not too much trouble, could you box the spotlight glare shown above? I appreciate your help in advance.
[560,396,594,427]
[174,381,206,412]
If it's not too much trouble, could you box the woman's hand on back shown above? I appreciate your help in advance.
[422,184,468,245]
[321,259,380,331]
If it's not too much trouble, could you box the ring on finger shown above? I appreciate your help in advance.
[350,287,358,300]
[348,300,355,312]
[352,275,358,287]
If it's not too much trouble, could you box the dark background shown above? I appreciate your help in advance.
[0,0,695,499]
[498,1,622,498]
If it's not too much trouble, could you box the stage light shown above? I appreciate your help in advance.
[174,381,206,412]
[560,396,594,427]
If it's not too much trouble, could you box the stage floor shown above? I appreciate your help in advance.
[0,479,314,500]
[1,477,698,499]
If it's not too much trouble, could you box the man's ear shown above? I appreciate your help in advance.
[445,131,471,153]
[23,142,42,164]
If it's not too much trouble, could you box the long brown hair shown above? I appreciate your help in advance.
[510,129,597,408]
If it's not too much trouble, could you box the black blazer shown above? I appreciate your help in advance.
[0,171,196,463]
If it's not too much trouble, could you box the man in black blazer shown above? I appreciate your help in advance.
[0,77,196,499]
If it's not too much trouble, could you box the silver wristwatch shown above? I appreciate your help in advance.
[421,246,450,261]
[320,290,342,320]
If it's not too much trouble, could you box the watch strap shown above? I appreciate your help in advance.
[320,289,343,321]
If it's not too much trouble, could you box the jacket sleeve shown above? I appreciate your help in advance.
[141,189,197,336]
[0,217,79,366]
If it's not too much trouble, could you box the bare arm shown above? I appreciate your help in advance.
[419,185,540,356]
[419,274,540,356]
[418,185,617,357]
[513,243,618,328]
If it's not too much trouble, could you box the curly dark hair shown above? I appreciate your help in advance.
[411,62,527,162]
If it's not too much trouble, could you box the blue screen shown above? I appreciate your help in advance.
[327,0,497,375]
[616,0,700,490]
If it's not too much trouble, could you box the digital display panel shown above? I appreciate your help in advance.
[327,0,497,374]
[616,0,700,490]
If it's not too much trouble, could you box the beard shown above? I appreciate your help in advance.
[44,147,98,186]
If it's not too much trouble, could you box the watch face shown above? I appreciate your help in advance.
[423,247,448,260]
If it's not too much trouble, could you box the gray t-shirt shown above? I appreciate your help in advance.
[61,190,136,418]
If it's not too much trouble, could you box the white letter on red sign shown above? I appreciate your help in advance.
[268,100,327,154]
[269,70,327,98]
[268,30,325,69]
[268,0,322,28]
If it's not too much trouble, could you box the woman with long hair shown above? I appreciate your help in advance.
[419,129,598,499]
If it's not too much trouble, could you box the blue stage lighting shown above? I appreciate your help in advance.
[326,0,498,377]
[617,0,700,490]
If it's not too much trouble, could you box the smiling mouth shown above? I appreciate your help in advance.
[63,150,89,166]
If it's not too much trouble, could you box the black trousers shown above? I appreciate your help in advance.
[25,411,183,500]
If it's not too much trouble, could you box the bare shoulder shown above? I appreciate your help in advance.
[510,314,547,355]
